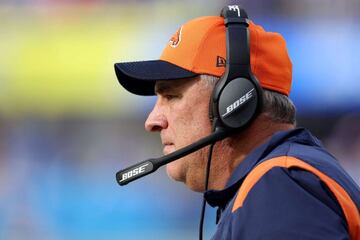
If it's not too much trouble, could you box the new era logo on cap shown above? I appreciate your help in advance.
[216,56,226,67]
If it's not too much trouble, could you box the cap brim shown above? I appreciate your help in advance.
[114,60,198,96]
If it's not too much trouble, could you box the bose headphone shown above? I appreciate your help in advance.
[200,7,265,239]
[210,6,263,132]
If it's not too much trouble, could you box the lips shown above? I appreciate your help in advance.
[162,142,175,155]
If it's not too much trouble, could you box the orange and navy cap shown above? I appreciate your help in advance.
[114,16,292,96]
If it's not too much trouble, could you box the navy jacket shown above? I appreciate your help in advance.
[205,128,360,239]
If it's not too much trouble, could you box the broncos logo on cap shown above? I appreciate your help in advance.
[169,26,183,48]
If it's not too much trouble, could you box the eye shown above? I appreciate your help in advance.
[164,94,178,100]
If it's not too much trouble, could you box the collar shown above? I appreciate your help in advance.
[204,127,322,209]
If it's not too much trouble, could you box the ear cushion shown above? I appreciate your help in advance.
[208,94,215,123]
[209,77,224,123]
[208,76,225,124]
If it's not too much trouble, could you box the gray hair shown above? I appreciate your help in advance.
[200,74,296,125]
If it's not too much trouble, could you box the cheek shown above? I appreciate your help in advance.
[189,100,212,131]
[177,103,211,140]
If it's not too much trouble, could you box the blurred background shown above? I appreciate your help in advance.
[0,0,359,239]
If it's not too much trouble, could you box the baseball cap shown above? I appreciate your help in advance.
[114,16,292,96]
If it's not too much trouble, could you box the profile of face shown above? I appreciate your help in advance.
[145,77,213,191]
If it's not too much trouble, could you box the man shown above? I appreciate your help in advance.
[114,7,360,239]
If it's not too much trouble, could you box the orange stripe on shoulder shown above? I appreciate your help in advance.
[231,156,360,240]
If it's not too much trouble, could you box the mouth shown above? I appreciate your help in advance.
[162,142,175,155]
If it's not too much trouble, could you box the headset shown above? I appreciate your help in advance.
[210,5,263,133]
[199,7,263,239]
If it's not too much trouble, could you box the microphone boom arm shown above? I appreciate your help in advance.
[116,129,228,186]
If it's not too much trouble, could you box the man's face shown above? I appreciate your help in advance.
[145,77,213,191]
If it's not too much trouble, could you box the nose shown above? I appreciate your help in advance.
[145,98,168,132]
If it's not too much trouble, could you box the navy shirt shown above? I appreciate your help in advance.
[205,128,360,239]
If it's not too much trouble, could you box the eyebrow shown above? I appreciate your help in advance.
[155,83,173,94]
[155,82,179,95]
[154,77,199,95]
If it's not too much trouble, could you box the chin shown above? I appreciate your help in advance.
[166,161,185,182]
